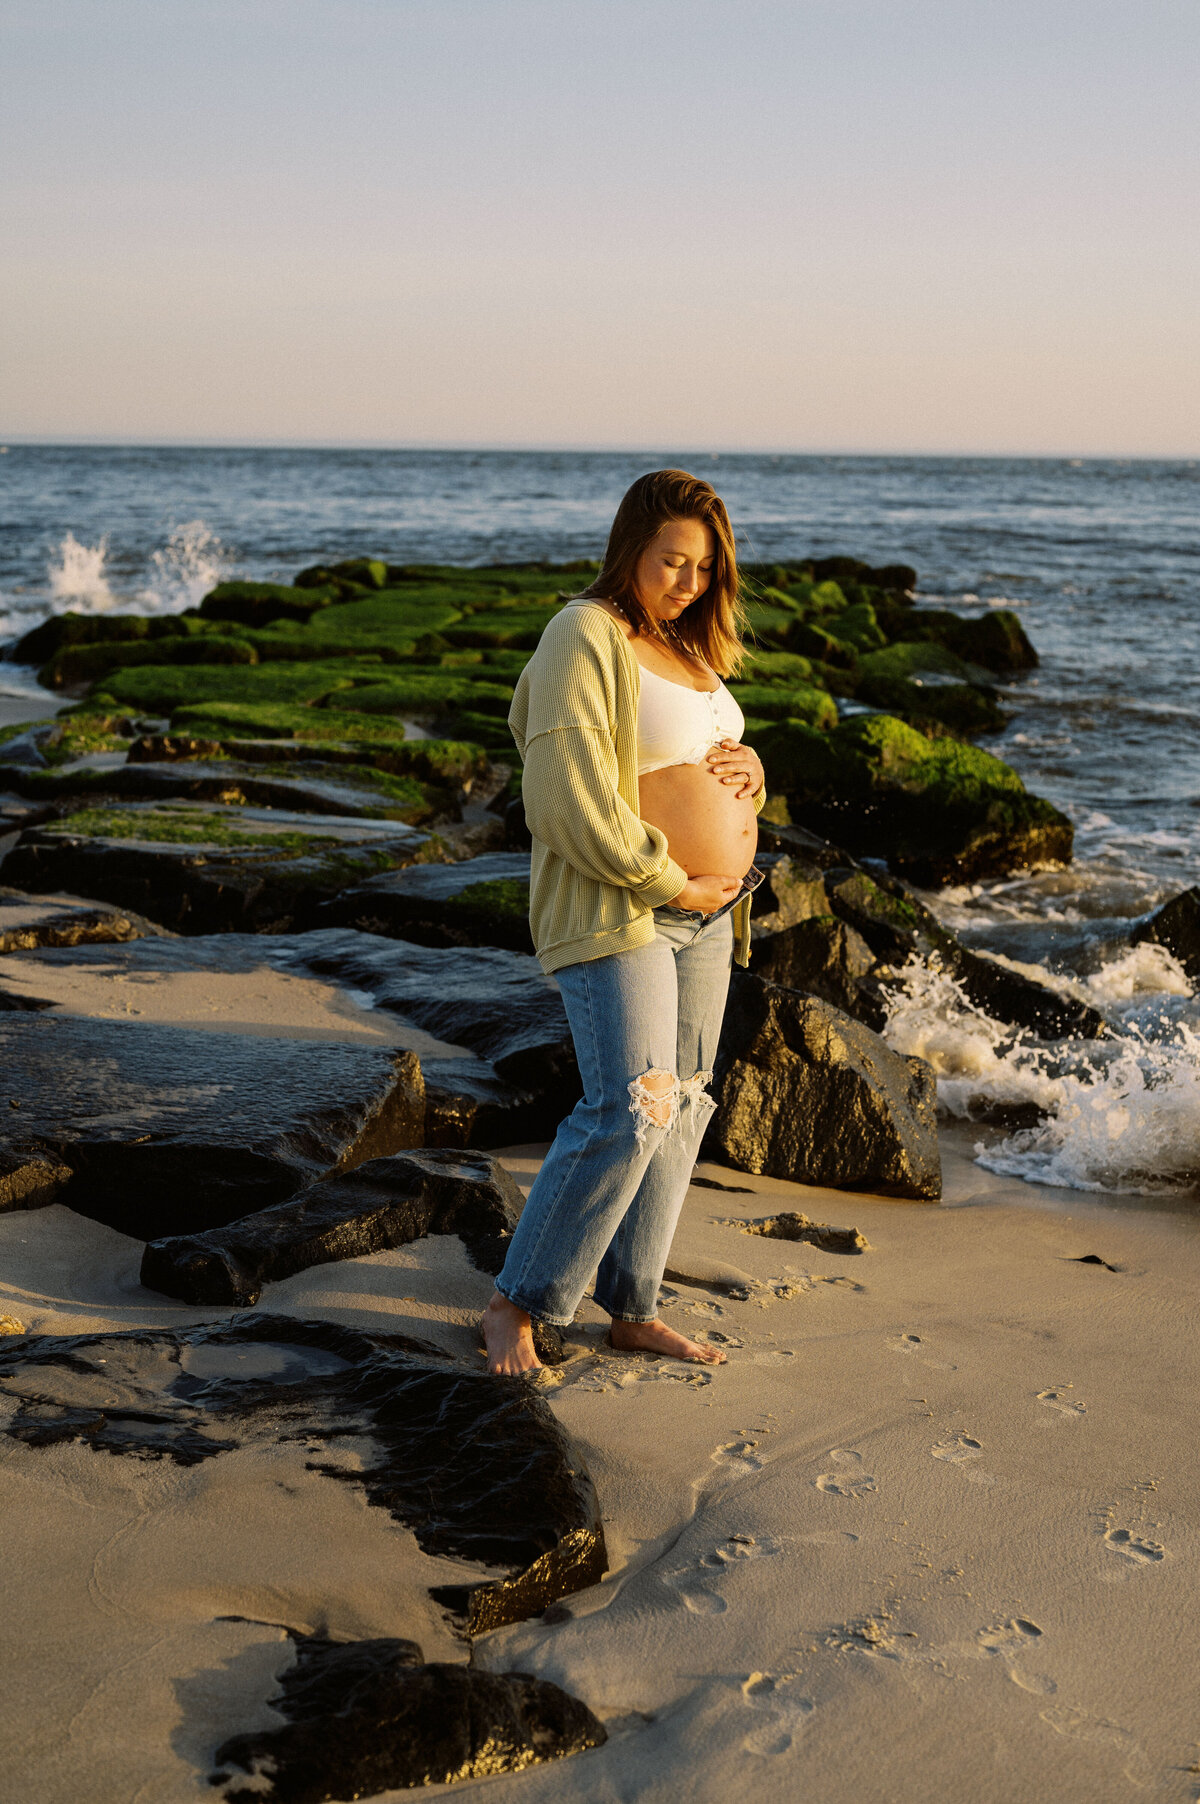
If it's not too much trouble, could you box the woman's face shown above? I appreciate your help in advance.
[633,518,715,625]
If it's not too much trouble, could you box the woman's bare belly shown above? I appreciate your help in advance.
[639,756,758,881]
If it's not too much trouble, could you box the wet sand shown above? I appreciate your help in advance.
[2,974,1199,1801]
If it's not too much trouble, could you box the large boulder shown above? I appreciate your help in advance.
[709,972,941,1199]
[141,1147,527,1307]
[1131,887,1200,981]
[754,713,1073,887]
[2,803,436,934]
[0,1012,425,1240]
[749,914,883,1024]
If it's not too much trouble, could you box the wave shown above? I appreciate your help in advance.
[882,950,1200,1195]
[47,531,115,612]
[42,521,231,621]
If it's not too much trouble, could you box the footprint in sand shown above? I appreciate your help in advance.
[741,1673,815,1756]
[667,1535,779,1615]
[1037,1388,1087,1419]
[815,1448,877,1497]
[1040,1703,1152,1787]
[1103,1527,1166,1564]
[712,1438,765,1476]
[931,1433,983,1464]
[977,1617,1056,1691]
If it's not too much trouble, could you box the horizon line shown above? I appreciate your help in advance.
[1,437,1197,463]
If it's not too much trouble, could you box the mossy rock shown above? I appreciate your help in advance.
[163,712,488,788]
[328,854,534,953]
[735,649,816,687]
[855,678,1008,738]
[13,610,201,665]
[786,621,860,670]
[440,604,563,650]
[40,635,260,691]
[743,600,800,645]
[293,557,389,592]
[4,803,437,934]
[856,640,984,685]
[199,581,338,628]
[90,660,387,715]
[898,608,1038,673]
[754,712,1072,887]
[827,601,885,652]
[727,683,838,730]
[333,674,515,719]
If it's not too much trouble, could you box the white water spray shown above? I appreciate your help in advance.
[47,532,115,612]
[882,952,1200,1195]
[139,520,230,613]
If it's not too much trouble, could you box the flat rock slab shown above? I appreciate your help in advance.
[0,928,575,1145]
[328,851,534,952]
[3,803,434,934]
[142,1147,528,1307]
[0,883,169,952]
[0,1013,424,1239]
[709,973,941,1199]
[13,756,441,824]
[1132,885,1200,980]
[0,1312,607,1635]
[214,1633,605,1801]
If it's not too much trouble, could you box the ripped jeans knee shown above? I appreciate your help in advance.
[627,1067,716,1148]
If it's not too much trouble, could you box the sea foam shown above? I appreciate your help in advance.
[883,950,1200,1195]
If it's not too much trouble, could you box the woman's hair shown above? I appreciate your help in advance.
[579,469,745,676]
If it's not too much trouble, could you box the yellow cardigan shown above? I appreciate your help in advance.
[509,601,765,975]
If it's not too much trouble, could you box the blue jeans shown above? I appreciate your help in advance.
[494,906,735,1326]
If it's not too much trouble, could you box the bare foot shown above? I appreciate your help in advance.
[608,1317,727,1365]
[482,1291,542,1375]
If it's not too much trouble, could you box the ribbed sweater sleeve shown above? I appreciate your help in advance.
[511,608,688,906]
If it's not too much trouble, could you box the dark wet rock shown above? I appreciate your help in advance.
[324,852,533,952]
[0,1313,608,1632]
[422,1052,568,1148]
[750,915,883,1024]
[0,986,56,1011]
[0,884,168,953]
[755,713,1072,887]
[141,1148,528,1307]
[747,852,831,934]
[213,1633,605,1801]
[855,675,1009,738]
[2,805,435,935]
[732,1211,869,1254]
[0,726,51,769]
[0,1013,425,1239]
[709,973,941,1199]
[0,1148,72,1212]
[825,868,1108,1040]
[274,929,577,1100]
[1131,886,1200,980]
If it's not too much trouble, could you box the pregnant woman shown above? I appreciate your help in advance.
[483,469,766,1375]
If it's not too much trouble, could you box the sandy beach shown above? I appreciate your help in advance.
[3,946,1197,1804]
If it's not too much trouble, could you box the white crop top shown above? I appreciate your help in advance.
[636,663,745,776]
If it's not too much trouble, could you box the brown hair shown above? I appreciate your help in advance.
[579,469,745,677]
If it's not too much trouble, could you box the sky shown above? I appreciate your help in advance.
[2,0,1198,455]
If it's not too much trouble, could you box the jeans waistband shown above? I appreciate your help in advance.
[654,864,765,926]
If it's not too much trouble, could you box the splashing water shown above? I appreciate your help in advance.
[139,520,231,613]
[882,953,1200,1195]
[47,532,115,612]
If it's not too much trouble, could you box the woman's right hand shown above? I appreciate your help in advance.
[671,874,742,914]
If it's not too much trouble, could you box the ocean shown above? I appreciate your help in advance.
[2,445,1199,1194]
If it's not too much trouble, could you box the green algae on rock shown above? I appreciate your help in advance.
[755,712,1072,886]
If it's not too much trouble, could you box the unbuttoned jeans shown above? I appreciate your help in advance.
[494,905,734,1326]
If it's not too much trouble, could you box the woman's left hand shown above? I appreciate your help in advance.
[705,739,764,801]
